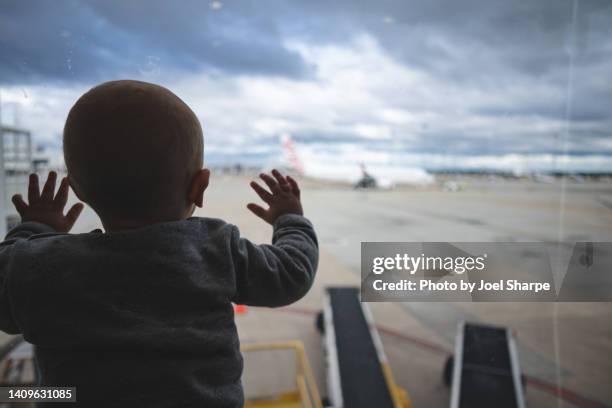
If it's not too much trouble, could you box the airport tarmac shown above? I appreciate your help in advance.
[2,174,611,407]
[192,175,612,408]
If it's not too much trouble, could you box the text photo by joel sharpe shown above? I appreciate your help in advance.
[361,242,612,302]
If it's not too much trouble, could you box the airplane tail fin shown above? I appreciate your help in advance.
[280,133,305,176]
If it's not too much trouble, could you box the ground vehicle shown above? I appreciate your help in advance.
[317,288,411,408]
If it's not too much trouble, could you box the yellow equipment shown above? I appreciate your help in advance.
[242,341,322,408]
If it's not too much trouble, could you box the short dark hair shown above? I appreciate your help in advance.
[63,80,203,220]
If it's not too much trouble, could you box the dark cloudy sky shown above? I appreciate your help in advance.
[1,0,611,171]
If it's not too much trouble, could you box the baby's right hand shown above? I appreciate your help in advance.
[11,172,84,232]
[248,169,303,225]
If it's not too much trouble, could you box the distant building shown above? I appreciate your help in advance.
[0,125,33,235]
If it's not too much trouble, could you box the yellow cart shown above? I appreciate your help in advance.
[242,341,322,408]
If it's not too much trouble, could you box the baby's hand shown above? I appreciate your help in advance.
[248,169,303,225]
[12,172,84,233]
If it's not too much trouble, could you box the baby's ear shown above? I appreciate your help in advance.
[188,168,210,207]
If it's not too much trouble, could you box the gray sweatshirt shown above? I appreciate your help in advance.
[0,214,318,407]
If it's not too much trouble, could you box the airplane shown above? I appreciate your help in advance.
[280,134,435,189]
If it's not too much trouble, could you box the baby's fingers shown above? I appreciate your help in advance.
[271,169,290,192]
[247,203,269,222]
[259,173,280,193]
[65,203,84,226]
[11,194,28,215]
[40,171,57,201]
[250,181,272,203]
[28,174,40,203]
[286,176,301,198]
[54,177,70,209]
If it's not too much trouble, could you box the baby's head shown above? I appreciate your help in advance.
[64,80,209,229]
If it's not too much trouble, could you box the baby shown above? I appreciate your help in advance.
[0,80,318,407]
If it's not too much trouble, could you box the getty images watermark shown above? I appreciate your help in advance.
[361,242,611,302]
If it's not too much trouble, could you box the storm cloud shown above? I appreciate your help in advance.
[0,0,611,170]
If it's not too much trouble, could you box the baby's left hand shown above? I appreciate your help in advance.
[248,169,303,225]
[12,171,84,233]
